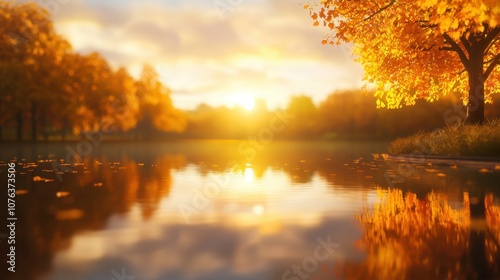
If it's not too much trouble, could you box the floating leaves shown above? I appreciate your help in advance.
[56,191,70,198]
[55,208,84,220]
[33,175,54,182]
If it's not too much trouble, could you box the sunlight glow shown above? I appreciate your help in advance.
[252,204,264,215]
[233,94,255,110]
[244,166,255,183]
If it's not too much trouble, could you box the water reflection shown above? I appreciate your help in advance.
[0,141,499,280]
[344,190,474,279]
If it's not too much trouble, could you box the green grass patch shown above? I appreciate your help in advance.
[389,120,500,157]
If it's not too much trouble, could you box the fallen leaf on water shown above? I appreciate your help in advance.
[55,209,84,220]
[56,191,70,198]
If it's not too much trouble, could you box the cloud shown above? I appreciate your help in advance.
[50,217,360,280]
[47,0,363,109]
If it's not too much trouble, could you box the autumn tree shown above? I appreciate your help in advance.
[0,1,71,140]
[284,95,319,138]
[29,35,72,141]
[105,67,140,133]
[307,0,500,124]
[134,65,186,138]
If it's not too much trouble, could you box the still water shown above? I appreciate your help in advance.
[1,140,499,280]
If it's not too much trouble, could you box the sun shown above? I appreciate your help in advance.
[234,94,255,110]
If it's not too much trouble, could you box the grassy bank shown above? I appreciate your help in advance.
[389,120,500,157]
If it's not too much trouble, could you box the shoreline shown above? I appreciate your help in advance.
[387,154,500,169]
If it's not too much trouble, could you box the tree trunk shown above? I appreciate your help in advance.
[464,46,485,125]
[61,119,68,141]
[0,104,3,141]
[16,111,23,141]
[31,101,37,142]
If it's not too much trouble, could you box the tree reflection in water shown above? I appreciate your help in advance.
[1,154,184,280]
[341,188,500,280]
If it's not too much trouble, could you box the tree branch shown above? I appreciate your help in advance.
[422,44,435,51]
[459,35,471,54]
[480,26,500,51]
[442,33,470,71]
[364,0,396,21]
[439,46,454,51]
[485,37,499,56]
[484,53,500,79]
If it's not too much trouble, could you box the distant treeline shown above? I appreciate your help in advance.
[181,92,500,140]
[1,2,500,142]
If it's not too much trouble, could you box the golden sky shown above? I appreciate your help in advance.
[32,0,363,109]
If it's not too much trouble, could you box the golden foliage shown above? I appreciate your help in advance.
[0,2,186,139]
[350,188,471,279]
[307,0,500,108]
[486,194,500,267]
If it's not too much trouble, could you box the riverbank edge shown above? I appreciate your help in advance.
[387,154,500,169]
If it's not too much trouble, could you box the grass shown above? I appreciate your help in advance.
[389,120,500,157]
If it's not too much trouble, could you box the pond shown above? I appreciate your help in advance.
[1,140,499,280]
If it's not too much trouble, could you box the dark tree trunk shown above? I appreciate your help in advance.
[61,120,68,141]
[464,44,485,125]
[16,111,23,141]
[31,101,37,142]
[0,105,3,141]
[41,114,48,141]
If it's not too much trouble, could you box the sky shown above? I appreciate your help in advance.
[25,0,364,110]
